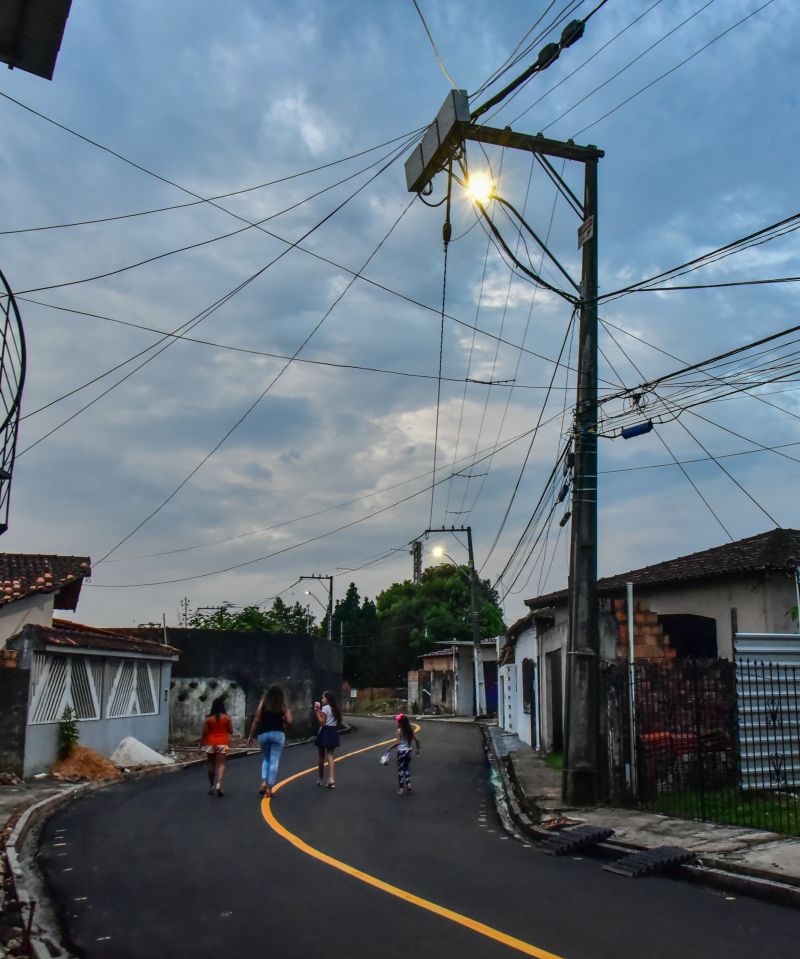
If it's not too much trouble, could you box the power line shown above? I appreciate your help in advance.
[539,0,719,134]
[88,407,570,588]
[572,0,777,138]
[600,320,780,538]
[14,141,417,297]
[17,295,591,401]
[94,191,418,565]
[410,0,457,87]
[0,130,422,237]
[103,423,544,564]
[504,0,668,127]
[480,309,577,572]
[18,135,419,457]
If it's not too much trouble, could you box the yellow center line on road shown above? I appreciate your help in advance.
[260,736,565,959]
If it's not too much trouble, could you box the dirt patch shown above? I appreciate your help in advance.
[50,746,122,783]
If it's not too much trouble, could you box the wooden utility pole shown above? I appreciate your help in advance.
[406,91,603,801]
[563,154,600,804]
[300,575,334,642]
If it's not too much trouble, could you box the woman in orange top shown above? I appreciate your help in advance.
[202,697,233,797]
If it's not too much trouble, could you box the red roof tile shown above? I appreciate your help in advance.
[525,528,800,610]
[0,553,90,610]
[30,620,179,658]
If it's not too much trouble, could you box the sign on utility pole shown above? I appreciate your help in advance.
[406,90,603,804]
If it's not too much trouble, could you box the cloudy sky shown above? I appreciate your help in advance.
[1,0,798,628]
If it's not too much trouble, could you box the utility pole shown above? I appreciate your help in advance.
[411,540,422,585]
[407,87,603,801]
[300,575,334,643]
[424,525,485,716]
[562,157,600,805]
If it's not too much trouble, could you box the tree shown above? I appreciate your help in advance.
[332,583,380,687]
[188,598,315,634]
[373,565,505,685]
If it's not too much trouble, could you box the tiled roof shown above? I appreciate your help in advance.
[0,554,90,609]
[421,647,458,660]
[507,612,534,640]
[525,528,800,610]
[32,619,179,658]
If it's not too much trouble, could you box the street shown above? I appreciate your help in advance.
[38,719,798,959]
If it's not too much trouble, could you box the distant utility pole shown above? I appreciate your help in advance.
[411,540,422,585]
[424,525,484,716]
[179,596,191,628]
[407,89,603,804]
[299,575,334,643]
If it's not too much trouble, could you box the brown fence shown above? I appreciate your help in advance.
[602,658,800,836]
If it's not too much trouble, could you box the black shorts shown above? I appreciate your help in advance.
[316,725,340,750]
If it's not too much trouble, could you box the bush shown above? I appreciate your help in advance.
[59,705,80,759]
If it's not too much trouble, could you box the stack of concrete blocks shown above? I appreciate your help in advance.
[612,598,676,662]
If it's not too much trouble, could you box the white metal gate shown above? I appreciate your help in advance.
[734,632,800,791]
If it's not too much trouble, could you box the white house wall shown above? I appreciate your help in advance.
[0,594,54,648]
[23,658,173,776]
[500,626,540,748]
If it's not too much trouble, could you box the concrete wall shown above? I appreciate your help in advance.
[163,628,343,738]
[0,667,28,775]
[630,572,795,659]
[538,620,567,753]
[500,625,541,749]
[0,594,53,648]
[22,659,173,777]
[169,678,247,744]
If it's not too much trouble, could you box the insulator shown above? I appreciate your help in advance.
[536,43,560,70]
[560,20,585,49]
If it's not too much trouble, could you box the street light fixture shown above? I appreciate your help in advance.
[304,589,327,613]
[465,171,494,205]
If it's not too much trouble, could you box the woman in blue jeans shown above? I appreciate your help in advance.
[248,685,292,798]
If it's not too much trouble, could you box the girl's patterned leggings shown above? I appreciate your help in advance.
[397,751,412,788]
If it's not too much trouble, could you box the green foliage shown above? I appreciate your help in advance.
[545,752,563,771]
[188,597,315,634]
[369,564,506,685]
[333,583,380,687]
[791,605,798,624]
[58,705,79,759]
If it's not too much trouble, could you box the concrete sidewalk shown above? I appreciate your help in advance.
[487,725,800,905]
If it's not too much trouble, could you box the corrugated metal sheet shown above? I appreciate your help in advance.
[734,633,800,791]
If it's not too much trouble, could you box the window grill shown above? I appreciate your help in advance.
[107,660,159,717]
[28,653,101,724]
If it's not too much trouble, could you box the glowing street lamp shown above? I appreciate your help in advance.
[466,171,494,205]
[304,589,327,613]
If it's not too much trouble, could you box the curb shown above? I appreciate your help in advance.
[0,745,270,958]
[481,726,800,910]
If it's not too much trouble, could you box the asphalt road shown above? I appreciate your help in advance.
[38,718,798,959]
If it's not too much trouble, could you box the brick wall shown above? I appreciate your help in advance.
[611,598,675,661]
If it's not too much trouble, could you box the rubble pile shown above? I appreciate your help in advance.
[50,746,122,782]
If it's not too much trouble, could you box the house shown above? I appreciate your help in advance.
[0,553,91,646]
[500,528,800,753]
[0,552,179,777]
[3,620,178,776]
[409,639,499,717]
[498,615,542,749]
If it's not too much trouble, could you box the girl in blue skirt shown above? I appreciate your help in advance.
[314,691,341,788]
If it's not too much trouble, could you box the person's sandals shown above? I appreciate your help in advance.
[216,784,224,797]
[326,782,336,789]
